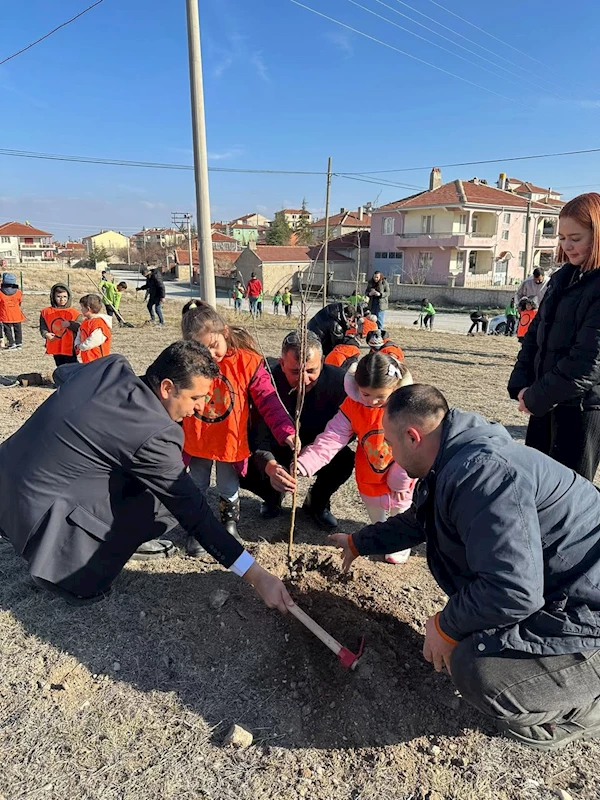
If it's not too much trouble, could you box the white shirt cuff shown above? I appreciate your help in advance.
[229,550,254,577]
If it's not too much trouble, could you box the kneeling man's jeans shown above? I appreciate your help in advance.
[451,637,600,726]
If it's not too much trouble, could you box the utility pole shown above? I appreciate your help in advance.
[523,198,532,280]
[126,237,130,266]
[186,0,215,306]
[322,156,332,308]
[172,212,195,291]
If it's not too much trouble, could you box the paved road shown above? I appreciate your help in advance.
[115,270,472,335]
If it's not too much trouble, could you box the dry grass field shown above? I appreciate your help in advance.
[0,289,594,800]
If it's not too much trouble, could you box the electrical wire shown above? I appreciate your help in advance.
[426,0,598,96]
[0,1,105,66]
[288,0,530,108]
[2,145,600,179]
[361,0,578,105]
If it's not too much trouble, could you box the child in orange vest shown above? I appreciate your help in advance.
[324,335,361,371]
[181,301,295,551]
[0,273,26,350]
[39,283,82,367]
[366,329,405,361]
[517,297,538,342]
[75,294,112,363]
[297,351,415,564]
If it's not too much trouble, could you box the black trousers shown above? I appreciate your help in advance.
[240,445,355,511]
[526,405,600,482]
[3,322,22,347]
[53,354,78,367]
[505,315,517,336]
[451,637,600,727]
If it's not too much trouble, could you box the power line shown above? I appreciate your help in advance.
[353,147,600,175]
[0,148,327,175]
[362,0,577,105]
[337,173,425,190]
[2,144,600,180]
[288,0,529,107]
[0,1,105,67]
[426,0,598,96]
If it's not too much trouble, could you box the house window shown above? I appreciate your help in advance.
[380,252,388,258]
[1,237,9,243]
[374,252,382,258]
[519,251,526,268]
[502,230,509,240]
[542,219,556,236]
[458,214,467,232]
[421,215,434,234]
[522,215,528,233]
[418,252,433,270]
[456,251,466,270]
[504,213,511,224]
[382,217,394,235]
[471,215,478,233]
[388,252,398,259]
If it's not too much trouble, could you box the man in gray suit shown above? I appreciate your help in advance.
[0,341,292,611]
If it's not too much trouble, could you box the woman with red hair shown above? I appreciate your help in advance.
[508,192,600,480]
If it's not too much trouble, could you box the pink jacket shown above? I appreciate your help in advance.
[296,364,414,509]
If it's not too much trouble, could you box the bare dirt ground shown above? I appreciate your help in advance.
[0,293,595,800]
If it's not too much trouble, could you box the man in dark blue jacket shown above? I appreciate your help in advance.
[331,384,600,751]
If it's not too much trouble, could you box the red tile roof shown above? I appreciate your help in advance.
[509,179,560,195]
[247,245,352,263]
[326,231,370,249]
[175,248,241,267]
[212,231,238,243]
[311,211,371,228]
[377,180,559,213]
[282,208,305,214]
[231,223,259,230]
[0,221,53,237]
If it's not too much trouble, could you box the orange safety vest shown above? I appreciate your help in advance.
[360,317,378,337]
[40,307,79,356]
[517,309,538,340]
[339,396,394,497]
[0,290,25,323]
[78,317,112,363]
[379,340,405,361]
[182,347,262,463]
[325,343,360,369]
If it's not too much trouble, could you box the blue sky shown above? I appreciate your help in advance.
[1,0,600,239]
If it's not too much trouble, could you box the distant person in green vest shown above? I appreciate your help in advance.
[282,287,293,318]
[505,297,518,337]
[102,280,127,327]
[346,289,365,310]
[257,290,264,318]
[273,290,282,315]
[420,298,436,330]
[232,281,244,314]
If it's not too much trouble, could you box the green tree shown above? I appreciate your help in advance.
[295,198,314,245]
[87,246,111,266]
[265,210,292,245]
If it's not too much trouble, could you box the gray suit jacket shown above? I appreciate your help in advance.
[0,355,244,595]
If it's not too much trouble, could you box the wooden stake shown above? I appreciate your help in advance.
[287,299,308,566]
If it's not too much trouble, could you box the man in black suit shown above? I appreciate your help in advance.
[0,341,292,611]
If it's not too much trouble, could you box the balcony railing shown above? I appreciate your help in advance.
[535,232,558,246]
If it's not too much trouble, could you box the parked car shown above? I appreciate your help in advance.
[487,313,507,335]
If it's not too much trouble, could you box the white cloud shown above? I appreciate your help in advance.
[140,201,167,210]
[324,30,354,57]
[251,51,270,83]
[208,148,244,161]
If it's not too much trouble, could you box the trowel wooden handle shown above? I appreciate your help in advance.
[289,603,342,656]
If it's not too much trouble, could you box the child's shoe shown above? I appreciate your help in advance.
[385,549,411,565]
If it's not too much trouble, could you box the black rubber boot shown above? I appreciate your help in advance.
[220,496,242,543]
[303,490,339,532]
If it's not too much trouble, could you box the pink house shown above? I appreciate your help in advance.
[369,169,561,286]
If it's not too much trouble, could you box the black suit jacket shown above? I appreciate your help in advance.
[0,355,243,594]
